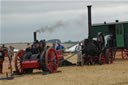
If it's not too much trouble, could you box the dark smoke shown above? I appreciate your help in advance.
[35,14,86,33]
[35,21,65,33]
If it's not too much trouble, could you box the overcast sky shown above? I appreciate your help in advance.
[0,0,128,43]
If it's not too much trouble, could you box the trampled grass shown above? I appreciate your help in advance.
[0,53,128,85]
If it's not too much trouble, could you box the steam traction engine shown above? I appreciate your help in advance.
[81,6,113,65]
[15,48,58,74]
[14,32,74,74]
[15,34,59,74]
[82,32,113,65]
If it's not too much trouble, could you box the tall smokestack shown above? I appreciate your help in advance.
[87,5,92,40]
[34,32,37,42]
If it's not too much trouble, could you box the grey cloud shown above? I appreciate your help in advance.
[2,1,128,14]
[1,1,128,43]
[1,1,83,15]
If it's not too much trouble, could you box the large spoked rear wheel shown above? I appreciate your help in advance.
[40,48,58,73]
[105,48,113,64]
[15,50,25,74]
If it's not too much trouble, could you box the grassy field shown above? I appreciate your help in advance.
[1,53,128,85]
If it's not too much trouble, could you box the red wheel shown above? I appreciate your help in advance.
[98,52,106,65]
[15,50,25,73]
[40,48,58,73]
[121,49,128,59]
[106,48,113,64]
[46,48,58,73]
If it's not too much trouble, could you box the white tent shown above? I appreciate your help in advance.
[64,44,78,52]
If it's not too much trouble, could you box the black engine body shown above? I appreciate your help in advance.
[82,39,102,56]
[82,32,105,57]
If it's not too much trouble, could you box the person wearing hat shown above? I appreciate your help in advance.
[39,40,46,53]
[31,40,40,54]
[56,42,64,54]
[0,45,5,73]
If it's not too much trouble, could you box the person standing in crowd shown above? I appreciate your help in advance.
[105,34,113,48]
[76,42,82,66]
[8,45,14,69]
[25,43,32,52]
[31,40,40,54]
[27,43,30,47]
[8,46,14,60]
[56,42,64,55]
[1,44,8,57]
[0,45,5,74]
[1,44,7,50]
[56,42,64,51]
[39,41,43,53]
[39,40,46,53]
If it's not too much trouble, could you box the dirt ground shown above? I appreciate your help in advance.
[1,52,128,85]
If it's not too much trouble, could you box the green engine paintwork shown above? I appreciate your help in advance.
[91,25,109,37]
[91,22,128,49]
[115,24,124,48]
[124,24,128,48]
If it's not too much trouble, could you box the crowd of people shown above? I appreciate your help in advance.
[25,40,46,54]
[25,40,65,55]
[0,40,84,74]
[0,45,14,74]
[0,41,66,74]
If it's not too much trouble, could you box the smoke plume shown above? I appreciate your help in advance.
[35,21,65,33]
[35,14,86,33]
